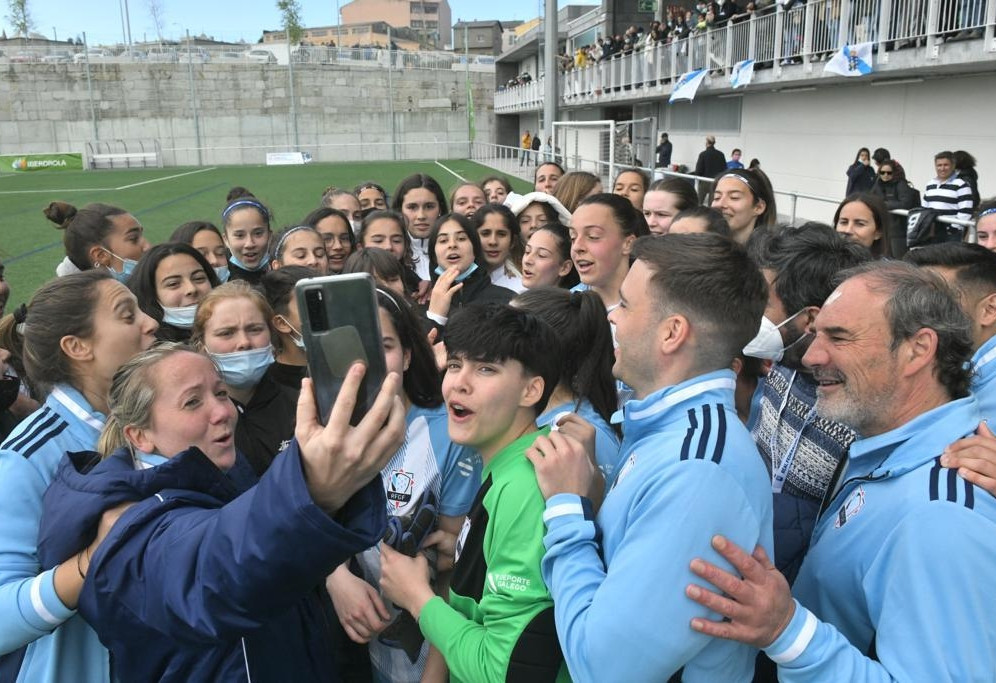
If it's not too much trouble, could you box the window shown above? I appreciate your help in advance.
[477,34,485,43]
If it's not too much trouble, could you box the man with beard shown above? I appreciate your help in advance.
[745,225,869,584]
[686,262,996,682]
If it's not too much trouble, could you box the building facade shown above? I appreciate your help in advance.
[341,0,453,48]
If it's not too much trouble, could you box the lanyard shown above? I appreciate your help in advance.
[50,385,106,433]
[769,370,817,494]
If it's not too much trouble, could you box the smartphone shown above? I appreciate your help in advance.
[295,273,388,426]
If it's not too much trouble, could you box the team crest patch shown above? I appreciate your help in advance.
[612,453,638,489]
[834,486,865,528]
[387,469,415,509]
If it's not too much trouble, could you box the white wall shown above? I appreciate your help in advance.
[660,72,996,223]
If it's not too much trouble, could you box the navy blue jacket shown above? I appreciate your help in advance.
[38,443,386,682]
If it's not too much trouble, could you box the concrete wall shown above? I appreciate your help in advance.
[0,62,495,166]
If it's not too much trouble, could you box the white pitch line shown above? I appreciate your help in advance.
[0,187,113,194]
[115,166,217,190]
[434,160,467,182]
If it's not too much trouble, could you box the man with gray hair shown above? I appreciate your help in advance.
[684,261,996,681]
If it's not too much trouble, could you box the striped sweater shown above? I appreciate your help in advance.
[922,174,974,221]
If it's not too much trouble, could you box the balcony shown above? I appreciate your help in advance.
[494,0,996,113]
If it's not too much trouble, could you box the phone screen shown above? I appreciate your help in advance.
[295,273,388,426]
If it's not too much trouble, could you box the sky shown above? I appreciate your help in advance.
[9,0,584,46]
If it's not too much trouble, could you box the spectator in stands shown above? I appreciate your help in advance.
[171,222,230,282]
[45,201,150,280]
[974,200,996,252]
[301,207,355,274]
[613,168,650,211]
[534,161,564,195]
[656,133,673,168]
[520,130,532,167]
[128,243,221,344]
[555,172,604,213]
[711,168,777,245]
[871,147,906,180]
[480,176,512,205]
[923,150,975,226]
[642,177,699,235]
[870,159,918,257]
[694,135,728,205]
[954,150,980,211]
[727,148,745,169]
[449,182,487,218]
[669,206,731,236]
[845,147,877,196]
[530,133,542,166]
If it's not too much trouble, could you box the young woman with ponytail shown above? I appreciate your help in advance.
[43,201,150,279]
[512,287,623,486]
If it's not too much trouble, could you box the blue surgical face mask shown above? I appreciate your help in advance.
[208,346,274,390]
[229,251,272,273]
[101,248,138,282]
[161,303,198,329]
[434,261,479,282]
[214,265,231,283]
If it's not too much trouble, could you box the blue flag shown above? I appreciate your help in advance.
[669,69,708,103]
[730,59,754,89]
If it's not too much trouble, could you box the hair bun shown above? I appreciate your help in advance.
[43,201,77,229]
[225,186,256,203]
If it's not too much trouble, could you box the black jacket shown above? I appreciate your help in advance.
[234,367,299,476]
[845,162,876,196]
[694,147,727,179]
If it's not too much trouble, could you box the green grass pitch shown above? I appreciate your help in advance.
[0,159,532,309]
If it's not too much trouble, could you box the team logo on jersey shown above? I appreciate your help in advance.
[454,516,472,564]
[834,486,866,528]
[387,468,415,509]
[612,452,638,489]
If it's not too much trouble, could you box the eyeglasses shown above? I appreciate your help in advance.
[879,171,893,177]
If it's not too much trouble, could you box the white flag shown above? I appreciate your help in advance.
[824,43,873,77]
[730,59,754,89]
[669,69,708,103]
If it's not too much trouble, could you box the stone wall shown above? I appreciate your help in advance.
[0,62,495,165]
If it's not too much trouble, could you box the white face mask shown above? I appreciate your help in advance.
[161,303,199,329]
[350,219,362,234]
[278,316,306,350]
[743,310,805,361]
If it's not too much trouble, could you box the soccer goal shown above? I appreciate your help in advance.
[552,117,657,186]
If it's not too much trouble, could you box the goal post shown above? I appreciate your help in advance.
[552,117,657,187]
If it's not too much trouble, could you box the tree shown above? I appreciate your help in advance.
[276,0,303,45]
[148,0,165,44]
[6,0,34,38]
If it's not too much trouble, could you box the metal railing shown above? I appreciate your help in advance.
[469,141,977,238]
[495,0,996,112]
[0,43,494,72]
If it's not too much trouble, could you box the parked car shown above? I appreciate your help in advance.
[245,49,277,64]
[115,49,147,62]
[73,49,112,63]
[180,48,211,63]
[42,50,73,64]
[11,51,39,63]
[146,47,178,63]
[216,51,243,62]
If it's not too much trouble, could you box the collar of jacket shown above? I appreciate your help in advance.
[612,369,736,434]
